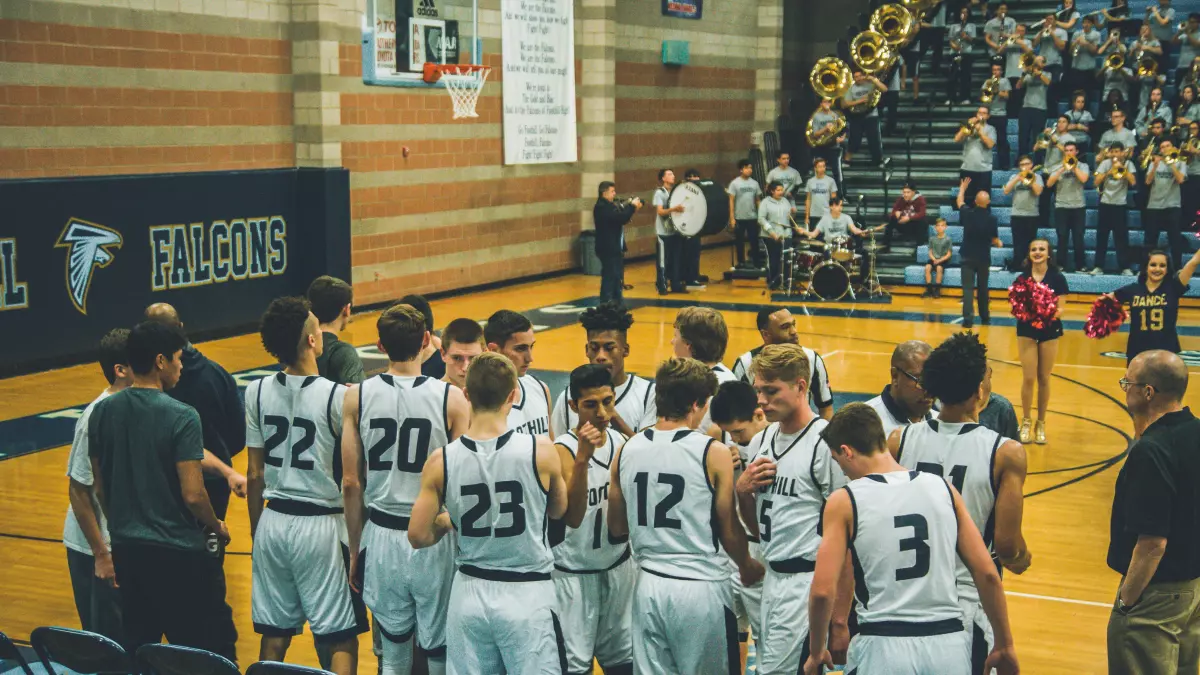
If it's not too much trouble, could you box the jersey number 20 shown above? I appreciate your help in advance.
[366,418,432,473]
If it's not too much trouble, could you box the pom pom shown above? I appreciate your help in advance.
[1008,277,1058,329]
[1084,294,1126,339]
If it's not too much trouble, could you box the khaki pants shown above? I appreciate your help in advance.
[1108,577,1200,675]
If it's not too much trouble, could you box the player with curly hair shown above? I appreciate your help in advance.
[550,302,656,439]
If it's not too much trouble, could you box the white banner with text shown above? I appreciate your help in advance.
[501,0,577,164]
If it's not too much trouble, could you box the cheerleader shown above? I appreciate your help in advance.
[1107,247,1200,362]
[1015,238,1068,445]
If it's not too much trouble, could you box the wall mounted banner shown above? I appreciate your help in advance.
[662,0,703,19]
[501,0,578,164]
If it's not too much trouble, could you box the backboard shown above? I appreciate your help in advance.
[363,0,480,87]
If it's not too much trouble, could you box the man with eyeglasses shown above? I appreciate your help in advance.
[1108,350,1200,675]
[865,340,935,437]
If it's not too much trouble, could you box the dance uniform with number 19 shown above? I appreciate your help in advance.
[1114,276,1186,360]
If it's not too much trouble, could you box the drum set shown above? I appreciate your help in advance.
[782,231,888,301]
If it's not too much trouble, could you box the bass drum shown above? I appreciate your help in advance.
[810,261,850,301]
[669,179,731,237]
[668,181,709,237]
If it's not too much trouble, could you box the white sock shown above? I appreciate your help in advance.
[425,655,446,675]
[380,635,414,675]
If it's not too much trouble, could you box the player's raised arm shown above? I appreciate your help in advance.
[408,448,449,549]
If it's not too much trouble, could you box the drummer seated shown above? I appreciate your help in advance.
[795,196,882,248]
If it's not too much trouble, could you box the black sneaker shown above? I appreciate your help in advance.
[696,274,710,283]
[657,286,668,296]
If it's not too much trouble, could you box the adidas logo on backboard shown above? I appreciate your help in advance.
[415,0,439,18]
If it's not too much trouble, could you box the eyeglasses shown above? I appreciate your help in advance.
[895,367,924,389]
[1119,378,1154,393]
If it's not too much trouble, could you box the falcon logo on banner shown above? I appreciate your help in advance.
[55,218,123,316]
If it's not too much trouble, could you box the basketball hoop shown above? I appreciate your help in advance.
[422,63,490,119]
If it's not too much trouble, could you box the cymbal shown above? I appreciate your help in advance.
[862,243,885,252]
[795,238,826,248]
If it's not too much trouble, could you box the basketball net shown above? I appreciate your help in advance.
[424,64,490,119]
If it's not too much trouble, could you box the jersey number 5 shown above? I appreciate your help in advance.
[460,481,526,538]
[263,415,316,470]
[633,472,684,529]
[366,418,432,473]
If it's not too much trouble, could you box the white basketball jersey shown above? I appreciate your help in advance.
[731,345,834,410]
[845,471,962,625]
[550,373,656,440]
[444,431,553,574]
[357,373,451,517]
[750,419,845,563]
[550,427,629,572]
[506,373,551,436]
[897,419,1004,602]
[245,373,346,508]
[617,427,726,581]
[698,363,739,432]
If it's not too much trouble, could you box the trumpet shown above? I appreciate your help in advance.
[958,118,980,136]
[981,77,1001,104]
[1019,165,1043,185]
[1164,148,1182,164]
[1020,52,1041,74]
[1032,130,1059,152]
[1063,155,1079,170]
[806,110,847,147]
[1111,163,1128,181]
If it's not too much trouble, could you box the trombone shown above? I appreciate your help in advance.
[1110,163,1129,181]
[1163,148,1183,164]
[1032,130,1060,152]
[1063,155,1079,171]
[1019,165,1043,185]
[1103,52,1125,73]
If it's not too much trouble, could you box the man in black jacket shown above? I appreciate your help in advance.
[593,180,642,303]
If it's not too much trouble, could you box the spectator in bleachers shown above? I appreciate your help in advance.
[1176,84,1200,137]
[924,218,952,297]
[919,1,948,76]
[1066,16,1104,99]
[843,69,887,168]
[1144,138,1190,269]
[955,177,1003,329]
[1018,56,1053,155]
[1174,14,1200,88]
[1065,91,1095,154]
[948,6,980,105]
[1004,155,1046,272]
[1147,0,1179,68]
[1034,12,1069,110]
[957,105,998,202]
[1137,87,1174,140]
[1131,24,1166,108]
[1004,24,1033,116]
[882,182,928,249]
[1014,238,1068,445]
[1048,140,1091,272]
[1095,142,1139,275]
[984,62,1013,169]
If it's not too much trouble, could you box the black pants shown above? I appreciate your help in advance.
[1039,182,1056,230]
[849,116,883,164]
[991,115,1010,169]
[598,252,624,303]
[1097,203,1131,271]
[1018,108,1047,157]
[1144,207,1184,270]
[656,234,684,292]
[814,145,845,192]
[881,90,900,135]
[960,170,991,203]
[920,27,945,74]
[1055,207,1087,271]
[950,54,974,101]
[735,219,763,267]
[1010,215,1040,271]
[763,237,784,286]
[111,541,238,661]
[1045,64,1063,112]
[1006,77,1023,118]
[960,260,991,327]
[884,215,926,244]
[205,479,231,521]
[682,234,702,282]
[1183,180,1200,233]
[66,548,124,644]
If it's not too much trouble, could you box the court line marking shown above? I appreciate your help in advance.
[1006,591,1112,609]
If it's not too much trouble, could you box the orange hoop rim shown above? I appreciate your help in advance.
[422,62,491,84]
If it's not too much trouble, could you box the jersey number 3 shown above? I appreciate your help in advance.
[893,513,931,580]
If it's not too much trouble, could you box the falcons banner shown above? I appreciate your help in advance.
[0,168,351,375]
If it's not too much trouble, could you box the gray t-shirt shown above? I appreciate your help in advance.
[1189,149,1200,177]
[1071,28,1103,70]
[952,23,979,55]
[1099,126,1137,152]
[845,81,881,118]
[653,186,674,236]
[1065,108,1094,133]
[928,234,953,259]
[1053,161,1091,209]
[1011,174,1043,216]
[1045,131,1075,172]
[816,213,855,239]
[88,388,207,552]
[1147,160,1184,208]
[961,123,997,172]
[986,78,1012,116]
[1180,26,1199,66]
[317,332,365,385]
[1102,66,1133,100]
[766,166,803,200]
[1097,158,1136,205]
[727,176,762,220]
[1149,6,1177,42]
[811,109,843,136]
[1021,71,1050,110]
[1005,38,1031,77]
[1036,27,1068,66]
[985,16,1017,44]
[1137,102,1173,136]
[806,175,838,219]
[758,197,793,239]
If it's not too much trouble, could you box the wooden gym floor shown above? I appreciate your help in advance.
[2,247,1198,674]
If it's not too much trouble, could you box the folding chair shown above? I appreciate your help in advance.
[246,662,335,675]
[0,631,35,675]
[29,626,132,674]
[136,643,240,675]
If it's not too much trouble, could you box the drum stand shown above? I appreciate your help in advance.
[859,232,890,299]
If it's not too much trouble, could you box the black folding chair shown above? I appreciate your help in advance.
[0,631,35,675]
[29,626,132,674]
[136,644,240,675]
[246,662,335,675]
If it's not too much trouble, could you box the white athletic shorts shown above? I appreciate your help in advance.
[361,517,455,652]
[251,508,359,642]
[552,555,635,674]
[732,539,765,642]
[960,593,995,674]
[631,570,739,675]
[446,570,565,675]
[756,565,814,674]
[845,631,970,674]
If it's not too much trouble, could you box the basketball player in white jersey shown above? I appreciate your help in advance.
[865,340,935,437]
[341,304,471,675]
[672,306,736,432]
[708,380,770,672]
[439,318,485,390]
[730,307,834,420]
[409,352,568,674]
[733,344,849,674]
[891,333,1031,673]
[245,297,366,674]
[805,403,1020,675]
[485,309,551,436]
[550,302,656,440]
[608,357,765,674]
[552,364,635,675]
